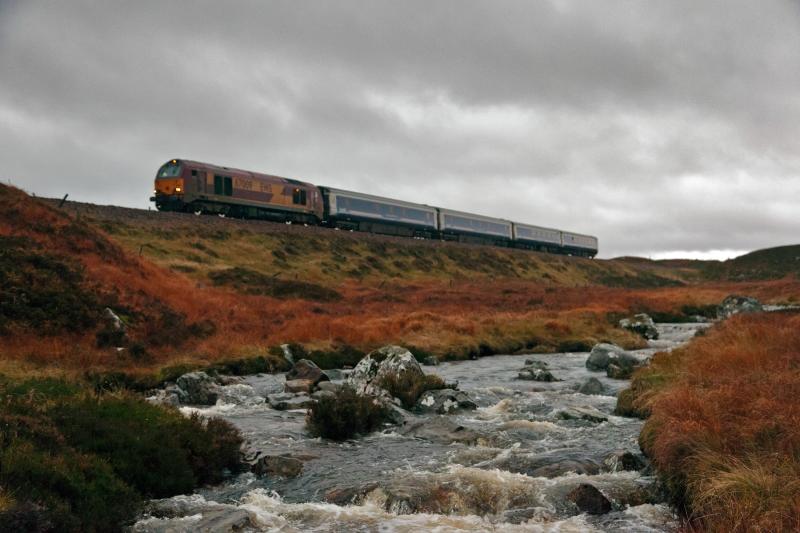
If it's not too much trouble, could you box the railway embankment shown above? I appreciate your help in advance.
[616,305,800,532]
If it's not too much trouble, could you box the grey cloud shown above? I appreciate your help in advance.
[1,1,799,257]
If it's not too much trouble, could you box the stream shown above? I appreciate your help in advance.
[134,323,705,532]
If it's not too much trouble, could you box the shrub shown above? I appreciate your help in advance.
[0,238,101,335]
[0,377,245,531]
[376,372,448,409]
[306,386,389,440]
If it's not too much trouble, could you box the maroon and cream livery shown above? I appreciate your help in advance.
[152,159,322,223]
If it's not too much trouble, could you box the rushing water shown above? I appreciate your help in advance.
[134,323,705,532]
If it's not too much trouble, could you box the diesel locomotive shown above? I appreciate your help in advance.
[151,159,598,257]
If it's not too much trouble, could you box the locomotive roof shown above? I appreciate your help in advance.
[321,186,437,211]
[171,159,317,188]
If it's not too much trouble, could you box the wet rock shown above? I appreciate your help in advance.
[193,508,254,532]
[567,483,612,515]
[267,393,314,410]
[606,363,632,379]
[216,375,245,386]
[557,406,609,423]
[251,455,304,478]
[324,483,379,506]
[147,383,184,407]
[587,343,642,378]
[311,389,336,401]
[349,346,424,387]
[577,377,605,395]
[602,450,647,472]
[286,359,329,386]
[529,459,600,478]
[718,295,763,319]
[517,367,559,382]
[586,343,625,371]
[284,378,315,394]
[175,371,220,405]
[322,368,344,381]
[422,356,439,366]
[523,359,549,369]
[316,381,341,393]
[398,416,481,444]
[415,389,477,414]
[619,313,659,340]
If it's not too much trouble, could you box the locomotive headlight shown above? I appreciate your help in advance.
[175,187,182,192]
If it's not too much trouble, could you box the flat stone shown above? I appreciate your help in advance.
[557,406,609,423]
[267,393,314,410]
[284,378,315,394]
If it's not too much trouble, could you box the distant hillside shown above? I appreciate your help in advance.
[58,201,698,289]
[704,245,800,281]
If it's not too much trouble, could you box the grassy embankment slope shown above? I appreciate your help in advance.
[3,183,800,380]
[618,311,800,531]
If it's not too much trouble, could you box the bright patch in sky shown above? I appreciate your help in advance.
[651,250,749,261]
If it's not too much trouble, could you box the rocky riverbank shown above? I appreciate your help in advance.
[134,321,706,532]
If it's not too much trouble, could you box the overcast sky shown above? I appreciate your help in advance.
[2,1,799,258]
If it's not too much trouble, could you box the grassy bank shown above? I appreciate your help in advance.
[9,183,779,379]
[0,376,244,531]
[618,312,800,531]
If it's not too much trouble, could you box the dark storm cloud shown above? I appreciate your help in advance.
[1,0,799,257]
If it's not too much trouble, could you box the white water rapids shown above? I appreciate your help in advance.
[134,323,705,532]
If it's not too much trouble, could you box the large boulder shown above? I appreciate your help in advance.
[348,345,424,396]
[619,313,659,340]
[175,371,220,405]
[567,484,612,515]
[586,343,626,371]
[718,295,763,319]
[415,389,477,414]
[286,359,329,386]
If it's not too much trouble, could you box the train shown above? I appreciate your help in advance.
[150,159,598,257]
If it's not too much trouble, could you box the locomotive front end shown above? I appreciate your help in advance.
[151,159,187,211]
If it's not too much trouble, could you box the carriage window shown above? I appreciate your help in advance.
[292,188,307,205]
[214,175,223,195]
[224,177,233,196]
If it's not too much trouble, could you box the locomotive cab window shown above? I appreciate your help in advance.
[157,161,181,178]
[292,188,307,205]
